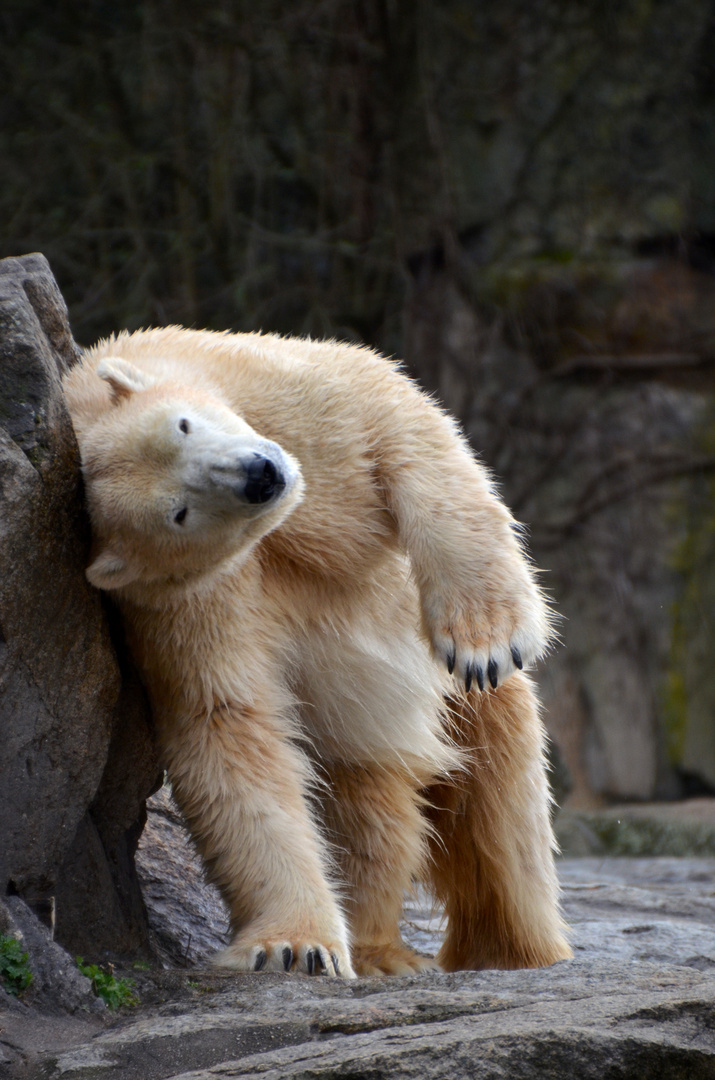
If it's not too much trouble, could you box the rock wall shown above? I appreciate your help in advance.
[404,259,713,804]
[0,254,160,957]
[390,2,715,803]
[5,2,715,804]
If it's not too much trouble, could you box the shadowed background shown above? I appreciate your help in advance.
[4,0,715,807]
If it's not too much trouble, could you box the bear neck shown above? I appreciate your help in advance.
[116,554,286,723]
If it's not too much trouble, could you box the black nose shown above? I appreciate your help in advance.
[244,455,284,504]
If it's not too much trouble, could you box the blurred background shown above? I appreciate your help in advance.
[3,0,715,810]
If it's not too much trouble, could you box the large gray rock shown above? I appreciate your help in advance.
[0,253,117,899]
[0,253,159,957]
[2,855,714,1079]
[30,963,715,1079]
[136,788,230,966]
[0,897,103,1016]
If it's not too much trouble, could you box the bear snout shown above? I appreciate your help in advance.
[205,451,286,504]
[243,454,285,504]
[202,436,300,513]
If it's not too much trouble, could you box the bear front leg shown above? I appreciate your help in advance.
[160,703,355,978]
[376,395,553,690]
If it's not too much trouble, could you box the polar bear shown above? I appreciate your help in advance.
[63,327,571,978]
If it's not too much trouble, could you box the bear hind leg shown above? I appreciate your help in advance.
[318,762,439,976]
[424,672,572,970]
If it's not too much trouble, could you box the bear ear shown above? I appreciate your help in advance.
[97,357,156,403]
[86,548,140,591]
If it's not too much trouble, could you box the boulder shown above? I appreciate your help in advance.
[0,253,113,899]
[0,897,103,1016]
[0,253,159,958]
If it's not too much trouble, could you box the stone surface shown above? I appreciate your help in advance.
[1,794,688,1079]
[404,258,709,805]
[2,854,715,1079]
[5,786,715,1077]
[0,253,159,957]
[53,617,161,960]
[557,798,715,857]
[0,253,118,900]
[136,788,230,966]
[0,898,104,1016]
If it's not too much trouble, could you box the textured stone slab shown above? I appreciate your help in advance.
[33,960,715,1080]
[4,853,713,1080]
[557,799,715,857]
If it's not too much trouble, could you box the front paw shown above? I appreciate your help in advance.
[213,934,355,979]
[425,584,553,692]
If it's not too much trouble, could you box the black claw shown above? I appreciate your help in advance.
[511,646,523,670]
[464,663,473,694]
[447,648,456,676]
[306,948,316,975]
[253,949,267,972]
[488,659,498,689]
[316,951,328,975]
[475,665,485,692]
[331,952,340,975]
[282,946,293,972]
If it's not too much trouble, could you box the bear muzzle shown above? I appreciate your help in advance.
[205,444,293,508]
[243,454,285,504]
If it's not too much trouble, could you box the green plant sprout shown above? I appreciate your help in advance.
[76,957,139,1009]
[0,935,33,997]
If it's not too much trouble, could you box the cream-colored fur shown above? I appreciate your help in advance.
[63,327,571,978]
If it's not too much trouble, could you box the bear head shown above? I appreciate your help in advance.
[77,356,304,593]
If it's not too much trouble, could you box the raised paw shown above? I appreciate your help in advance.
[212,936,355,979]
[426,584,553,693]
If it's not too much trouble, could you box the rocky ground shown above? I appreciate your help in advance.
[1,793,715,1079]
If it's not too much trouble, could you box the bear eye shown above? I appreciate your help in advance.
[174,507,188,525]
[178,418,190,434]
